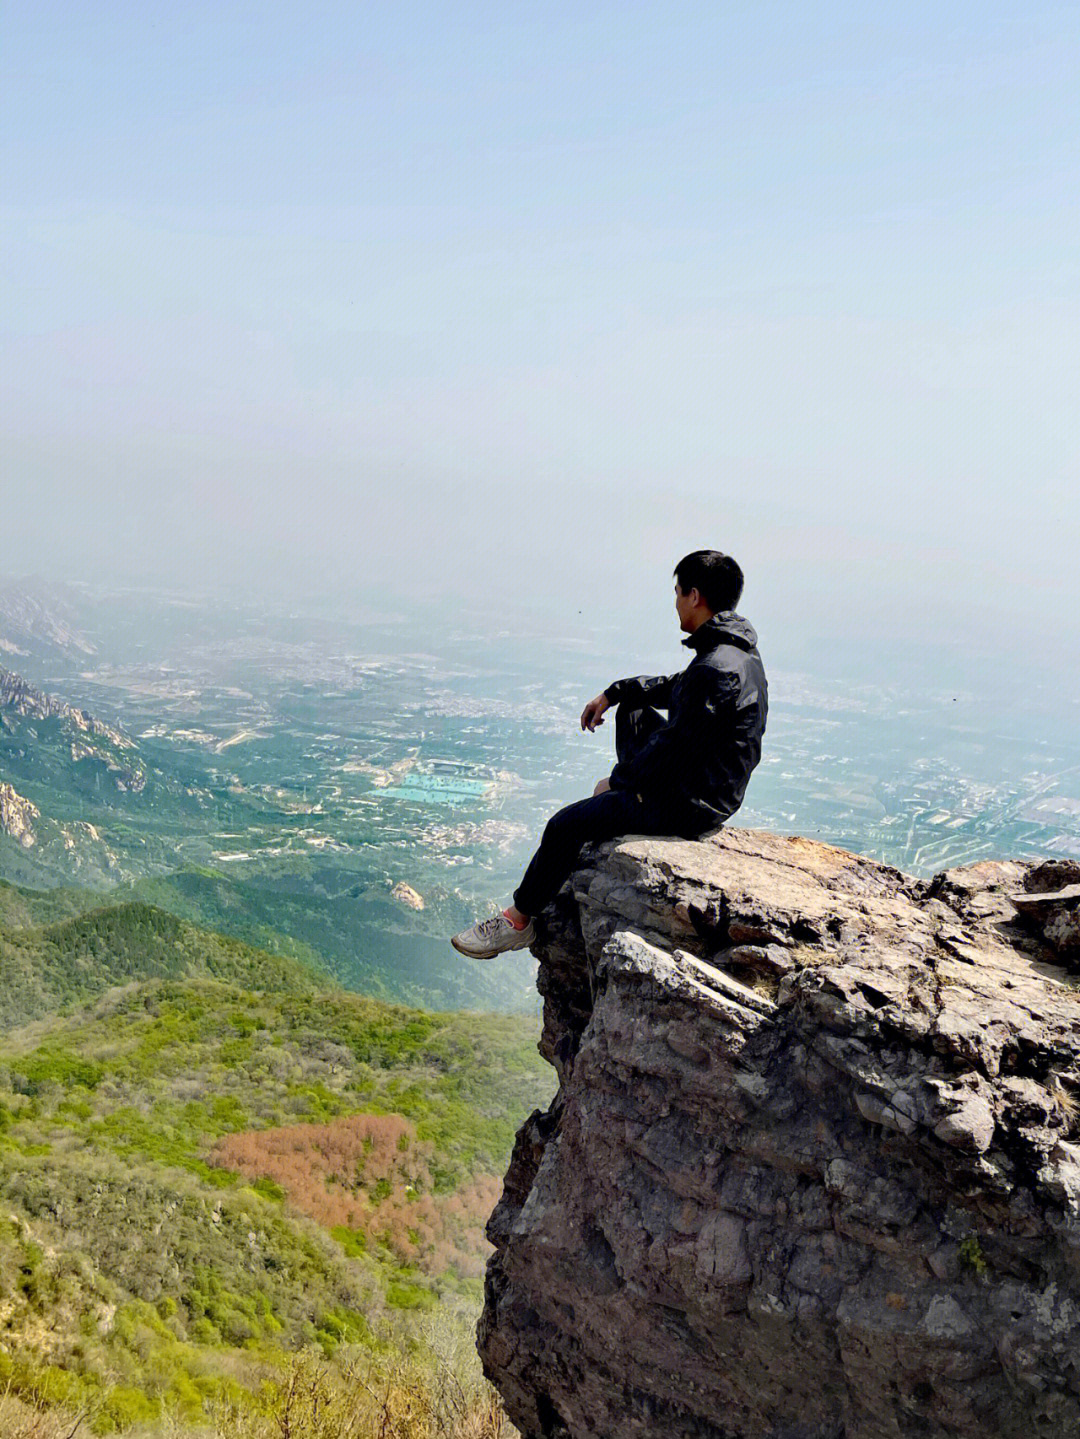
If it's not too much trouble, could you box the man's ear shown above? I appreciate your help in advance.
[689,587,702,608]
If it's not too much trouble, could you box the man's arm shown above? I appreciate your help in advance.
[603,672,680,710]
[581,670,680,732]
[608,665,737,794]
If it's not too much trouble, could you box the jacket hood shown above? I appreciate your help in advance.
[682,610,758,653]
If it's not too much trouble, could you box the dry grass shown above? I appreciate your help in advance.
[199,1349,517,1439]
[0,1383,89,1439]
[1051,1077,1079,1133]
[2,1334,518,1439]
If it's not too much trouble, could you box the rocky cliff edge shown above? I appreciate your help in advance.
[478,829,1080,1439]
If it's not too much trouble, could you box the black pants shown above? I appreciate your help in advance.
[512,705,713,918]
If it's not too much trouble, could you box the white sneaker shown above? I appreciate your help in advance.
[451,911,536,959]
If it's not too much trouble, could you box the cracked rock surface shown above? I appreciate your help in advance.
[478,829,1080,1439]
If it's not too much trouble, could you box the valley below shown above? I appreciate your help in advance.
[1,577,1079,1436]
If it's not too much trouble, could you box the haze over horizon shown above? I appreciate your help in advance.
[3,2,1078,678]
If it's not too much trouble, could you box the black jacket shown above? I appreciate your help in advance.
[604,611,768,829]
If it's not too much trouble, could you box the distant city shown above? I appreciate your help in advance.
[2,577,1078,1009]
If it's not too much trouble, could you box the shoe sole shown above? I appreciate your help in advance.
[450,930,535,960]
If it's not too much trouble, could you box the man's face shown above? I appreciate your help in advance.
[674,583,694,633]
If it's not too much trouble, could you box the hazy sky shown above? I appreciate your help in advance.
[3,2,1078,669]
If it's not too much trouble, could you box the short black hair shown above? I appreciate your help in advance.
[673,550,744,612]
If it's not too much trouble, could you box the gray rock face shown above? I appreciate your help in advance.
[478,829,1080,1439]
[1012,862,1080,956]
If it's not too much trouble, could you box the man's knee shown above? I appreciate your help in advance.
[543,792,618,848]
[616,704,665,761]
[614,703,638,739]
[542,800,583,842]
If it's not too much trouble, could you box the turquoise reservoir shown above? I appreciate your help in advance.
[381,772,494,807]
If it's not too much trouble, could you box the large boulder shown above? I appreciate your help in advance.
[1011,860,1080,957]
[479,829,1080,1439]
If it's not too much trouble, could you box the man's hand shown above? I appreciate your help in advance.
[580,692,611,732]
[593,777,611,796]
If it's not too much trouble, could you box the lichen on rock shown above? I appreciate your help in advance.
[479,829,1080,1439]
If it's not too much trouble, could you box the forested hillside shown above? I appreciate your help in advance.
[0,897,323,1028]
[0,898,550,1436]
[0,875,105,930]
[120,866,534,1013]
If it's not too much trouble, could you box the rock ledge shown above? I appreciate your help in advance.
[479,829,1080,1439]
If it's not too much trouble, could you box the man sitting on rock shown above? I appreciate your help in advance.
[451,550,769,959]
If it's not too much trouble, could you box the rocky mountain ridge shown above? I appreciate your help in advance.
[0,664,146,801]
[479,829,1080,1438]
[0,780,40,847]
[0,775,123,882]
[1,665,133,751]
[0,667,149,880]
[0,577,96,658]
